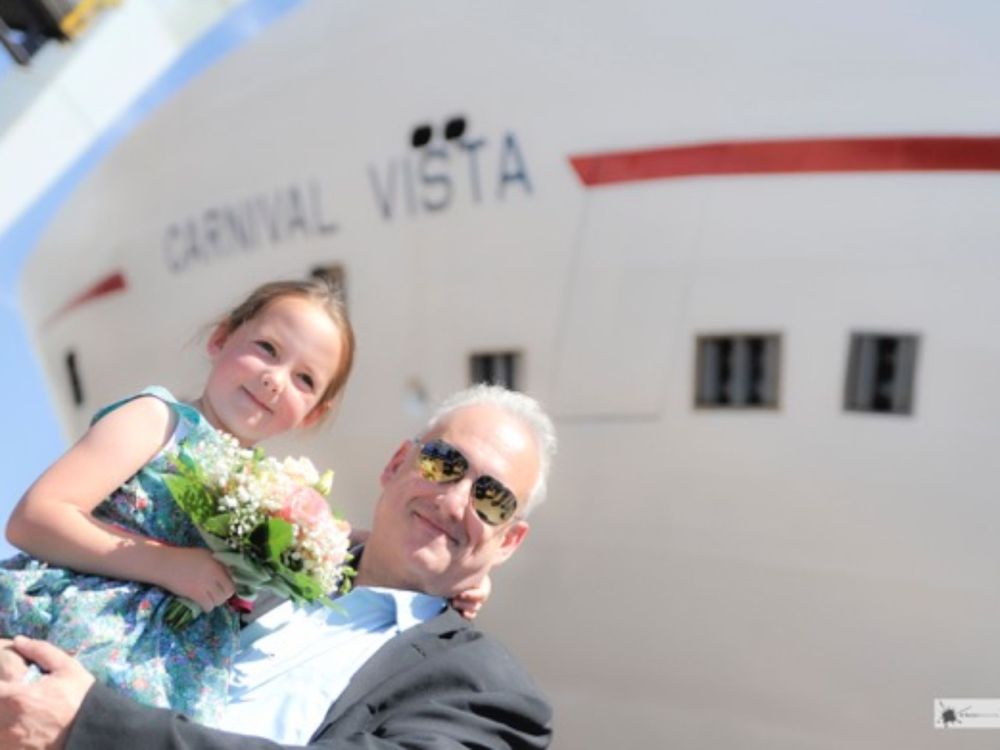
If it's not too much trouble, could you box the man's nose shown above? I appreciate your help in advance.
[436,478,472,521]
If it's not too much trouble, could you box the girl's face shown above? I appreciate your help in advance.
[200,295,343,445]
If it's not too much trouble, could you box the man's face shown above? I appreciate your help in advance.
[367,404,538,597]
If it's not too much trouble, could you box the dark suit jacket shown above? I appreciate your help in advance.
[65,608,553,749]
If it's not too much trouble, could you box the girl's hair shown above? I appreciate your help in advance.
[217,277,356,418]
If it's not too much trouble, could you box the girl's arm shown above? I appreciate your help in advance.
[5,396,234,613]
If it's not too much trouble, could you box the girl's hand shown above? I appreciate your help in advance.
[160,547,235,613]
[450,574,492,621]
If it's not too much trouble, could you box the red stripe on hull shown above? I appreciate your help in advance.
[569,136,1000,187]
[47,271,127,325]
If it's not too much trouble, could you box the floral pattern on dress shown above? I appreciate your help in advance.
[0,386,239,724]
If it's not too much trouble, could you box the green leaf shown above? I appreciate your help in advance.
[264,518,294,563]
[247,518,295,564]
[177,450,198,473]
[163,475,215,524]
[276,566,323,601]
[338,566,356,595]
[201,513,232,536]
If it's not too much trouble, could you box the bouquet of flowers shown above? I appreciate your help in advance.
[162,432,354,628]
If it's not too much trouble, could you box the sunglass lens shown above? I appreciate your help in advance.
[418,440,468,483]
[472,476,517,525]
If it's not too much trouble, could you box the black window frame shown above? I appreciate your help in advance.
[694,333,782,410]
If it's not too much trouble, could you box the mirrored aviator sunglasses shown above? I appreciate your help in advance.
[416,439,519,526]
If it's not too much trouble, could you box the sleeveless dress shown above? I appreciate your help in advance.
[0,386,239,724]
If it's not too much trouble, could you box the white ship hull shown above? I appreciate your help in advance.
[11,1,1000,746]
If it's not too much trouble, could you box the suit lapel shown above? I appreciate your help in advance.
[309,609,468,738]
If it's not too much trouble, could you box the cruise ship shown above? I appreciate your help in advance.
[2,1,999,746]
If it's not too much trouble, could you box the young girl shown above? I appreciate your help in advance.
[0,278,354,724]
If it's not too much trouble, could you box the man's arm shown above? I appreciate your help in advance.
[72,676,550,750]
[72,625,552,750]
[69,683,288,750]
[1,632,551,750]
[0,639,282,750]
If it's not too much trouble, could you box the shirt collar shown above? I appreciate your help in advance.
[345,545,447,630]
[356,586,446,631]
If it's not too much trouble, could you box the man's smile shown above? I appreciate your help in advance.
[411,507,461,546]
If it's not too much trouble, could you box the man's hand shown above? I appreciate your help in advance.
[0,639,29,682]
[0,637,95,750]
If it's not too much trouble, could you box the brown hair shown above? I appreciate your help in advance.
[217,278,356,420]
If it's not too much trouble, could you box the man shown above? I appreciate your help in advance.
[0,384,557,749]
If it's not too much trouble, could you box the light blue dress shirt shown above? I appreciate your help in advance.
[215,587,446,744]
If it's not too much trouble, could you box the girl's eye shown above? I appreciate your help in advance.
[256,341,276,356]
[298,373,315,391]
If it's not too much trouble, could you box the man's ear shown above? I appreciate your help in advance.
[493,521,529,566]
[206,322,230,356]
[379,442,412,487]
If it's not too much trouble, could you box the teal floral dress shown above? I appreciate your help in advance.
[0,386,239,724]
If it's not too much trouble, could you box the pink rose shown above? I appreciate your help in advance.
[276,487,333,528]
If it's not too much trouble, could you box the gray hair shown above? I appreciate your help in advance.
[423,384,557,516]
